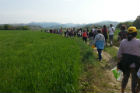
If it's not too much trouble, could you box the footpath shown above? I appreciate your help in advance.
[93,46,131,93]
[80,41,132,93]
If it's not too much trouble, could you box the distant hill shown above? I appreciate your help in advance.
[94,21,119,27]
[27,21,119,28]
[27,22,83,28]
[83,21,119,28]
[28,22,62,28]
[0,21,119,29]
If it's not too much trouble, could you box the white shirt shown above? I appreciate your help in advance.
[92,28,95,33]
[109,27,115,35]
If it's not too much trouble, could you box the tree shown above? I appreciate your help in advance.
[0,25,4,30]
[134,16,140,29]
[4,24,11,30]
[22,26,29,30]
[0,24,30,30]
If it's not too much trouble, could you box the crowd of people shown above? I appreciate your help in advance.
[44,24,130,62]
[84,25,140,93]
[82,25,140,93]
[81,24,116,61]
[81,25,140,93]
[43,28,63,35]
[45,24,140,93]
[44,24,129,62]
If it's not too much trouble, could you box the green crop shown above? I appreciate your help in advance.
[0,30,83,93]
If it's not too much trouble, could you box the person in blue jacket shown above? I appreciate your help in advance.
[93,29,105,61]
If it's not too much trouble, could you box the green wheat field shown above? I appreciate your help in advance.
[0,30,95,93]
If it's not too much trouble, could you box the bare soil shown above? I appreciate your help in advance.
[101,47,131,93]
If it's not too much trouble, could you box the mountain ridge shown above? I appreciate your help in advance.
[0,21,120,28]
[27,21,119,28]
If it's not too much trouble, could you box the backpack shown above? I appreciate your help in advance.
[102,28,107,35]
[117,54,140,72]
[119,31,127,40]
[93,30,98,37]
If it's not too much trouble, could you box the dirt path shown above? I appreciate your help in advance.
[93,47,131,93]
[103,47,131,93]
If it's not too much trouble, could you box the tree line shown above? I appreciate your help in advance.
[0,24,30,30]
[117,15,140,29]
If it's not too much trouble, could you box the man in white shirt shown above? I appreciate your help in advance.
[108,24,115,46]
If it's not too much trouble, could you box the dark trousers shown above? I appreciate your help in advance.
[109,35,114,46]
[122,68,139,93]
[82,37,87,43]
[97,49,102,61]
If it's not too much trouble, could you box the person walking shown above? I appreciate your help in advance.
[93,27,98,39]
[102,25,108,46]
[82,30,88,43]
[77,29,82,37]
[117,26,140,93]
[89,30,94,46]
[118,25,127,41]
[108,24,115,46]
[93,29,105,61]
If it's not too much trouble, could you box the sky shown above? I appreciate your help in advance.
[0,0,140,24]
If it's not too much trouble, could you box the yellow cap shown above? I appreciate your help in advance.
[128,26,137,33]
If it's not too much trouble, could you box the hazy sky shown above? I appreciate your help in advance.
[0,0,140,24]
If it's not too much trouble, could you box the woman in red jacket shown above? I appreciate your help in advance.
[82,30,88,43]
